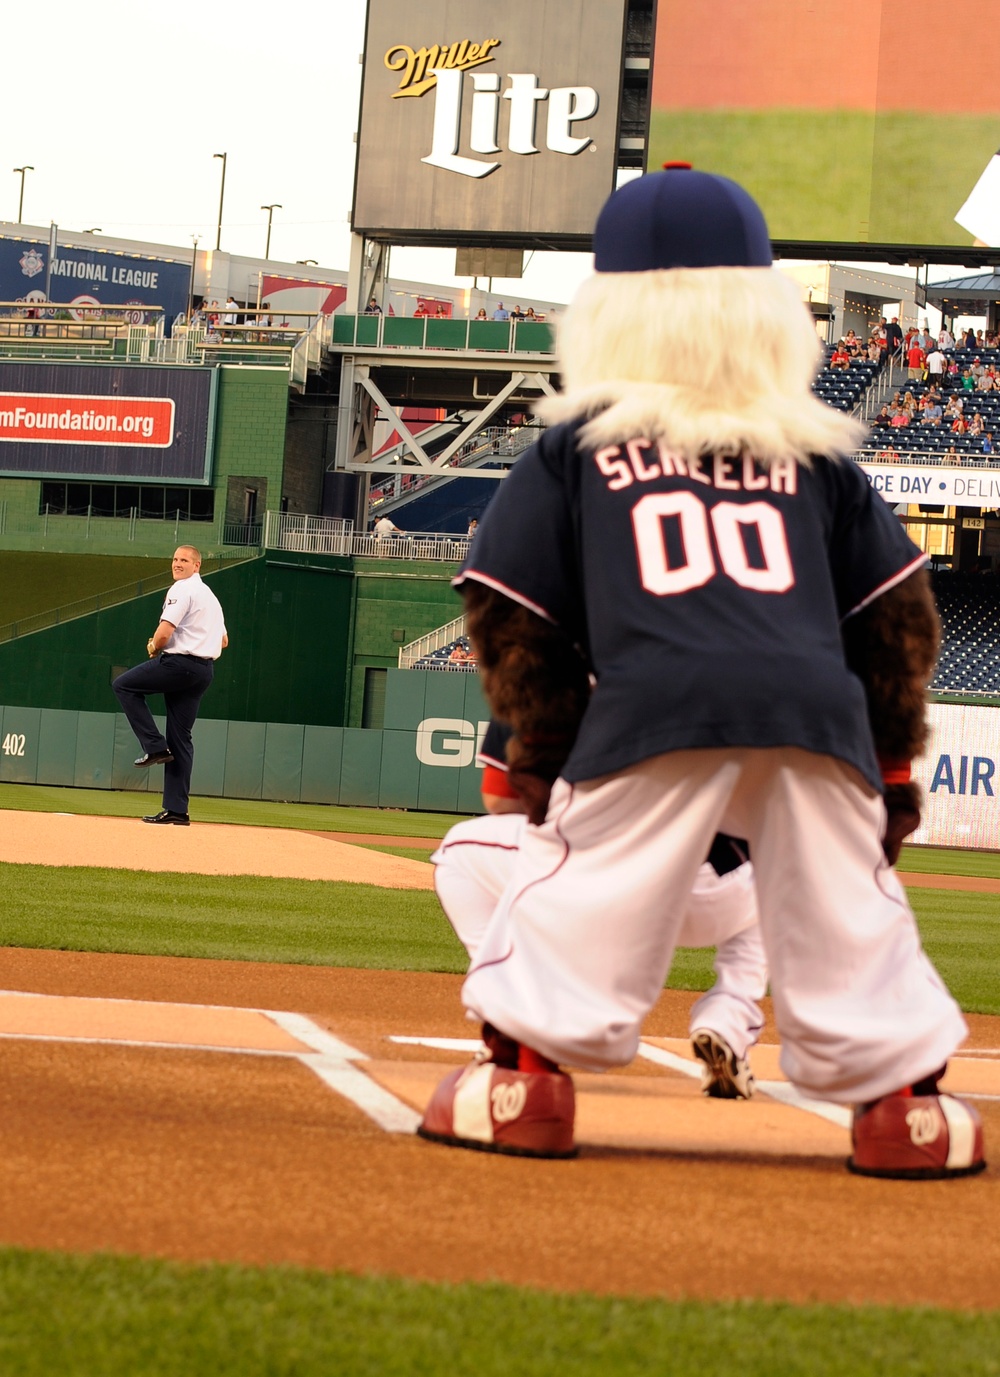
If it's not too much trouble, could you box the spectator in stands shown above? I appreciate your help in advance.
[970,411,985,436]
[449,641,473,664]
[843,329,860,354]
[918,325,935,351]
[938,326,955,351]
[222,297,239,326]
[876,445,901,463]
[872,404,892,428]
[885,317,903,357]
[963,368,977,392]
[374,515,401,538]
[965,327,977,349]
[829,340,851,370]
[524,307,539,320]
[364,297,382,315]
[435,306,448,317]
[414,303,429,318]
[926,345,947,382]
[906,337,926,381]
[492,302,509,321]
[866,336,882,362]
[977,369,995,392]
[903,390,918,416]
[944,395,964,418]
[474,308,488,320]
[467,518,479,537]
[951,414,968,435]
[510,305,526,320]
[922,399,943,425]
[983,433,995,455]
[890,406,910,427]
[945,445,963,464]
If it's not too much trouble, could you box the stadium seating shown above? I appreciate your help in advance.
[414,636,478,672]
[931,572,1000,693]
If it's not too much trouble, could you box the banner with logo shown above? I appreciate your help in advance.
[353,0,627,242]
[0,363,215,482]
[0,236,190,323]
[912,703,1000,849]
[857,461,1000,510]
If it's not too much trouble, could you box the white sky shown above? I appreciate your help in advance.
[0,0,975,313]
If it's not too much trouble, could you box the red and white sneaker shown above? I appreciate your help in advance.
[848,1067,986,1180]
[417,1024,577,1159]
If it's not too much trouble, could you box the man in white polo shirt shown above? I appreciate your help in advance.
[113,545,228,825]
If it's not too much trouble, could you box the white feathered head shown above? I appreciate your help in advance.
[538,167,864,467]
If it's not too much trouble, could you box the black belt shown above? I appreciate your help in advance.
[163,652,213,663]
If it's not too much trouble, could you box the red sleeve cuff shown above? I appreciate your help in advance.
[482,763,520,799]
[879,757,912,785]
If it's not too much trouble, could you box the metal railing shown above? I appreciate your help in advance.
[854,449,1000,467]
[369,422,541,510]
[221,521,263,547]
[263,512,354,554]
[262,510,471,562]
[399,615,468,668]
[330,313,556,355]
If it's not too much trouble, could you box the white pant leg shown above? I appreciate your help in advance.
[681,862,768,1059]
[463,752,739,1071]
[721,748,967,1103]
[431,814,525,960]
[463,748,966,1098]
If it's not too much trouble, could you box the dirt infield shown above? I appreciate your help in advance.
[0,810,998,1309]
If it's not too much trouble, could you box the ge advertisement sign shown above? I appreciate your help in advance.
[912,704,1000,850]
[353,0,627,243]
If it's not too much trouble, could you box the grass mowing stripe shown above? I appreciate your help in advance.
[0,864,467,972]
[0,1247,998,1377]
[2,866,998,1015]
[0,783,466,840]
[900,844,1000,879]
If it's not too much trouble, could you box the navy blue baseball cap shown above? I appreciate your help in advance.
[593,164,772,272]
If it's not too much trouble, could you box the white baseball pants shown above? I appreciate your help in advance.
[461,748,967,1104]
[432,812,767,1059]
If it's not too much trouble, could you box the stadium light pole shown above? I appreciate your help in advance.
[13,166,33,223]
[213,152,227,250]
[261,204,281,259]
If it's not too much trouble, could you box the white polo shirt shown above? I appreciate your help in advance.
[161,572,227,659]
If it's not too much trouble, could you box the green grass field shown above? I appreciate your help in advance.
[647,108,1000,245]
[0,1247,997,1377]
[3,551,164,624]
[1,782,997,1373]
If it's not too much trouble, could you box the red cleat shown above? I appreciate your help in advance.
[849,1074,986,1180]
[417,1027,577,1159]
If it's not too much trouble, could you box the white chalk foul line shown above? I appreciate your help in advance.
[0,992,422,1137]
[391,1034,854,1129]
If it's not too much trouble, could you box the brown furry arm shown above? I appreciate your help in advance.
[841,566,940,763]
[463,583,590,820]
[841,566,940,863]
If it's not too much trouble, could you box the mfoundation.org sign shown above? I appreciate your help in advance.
[0,392,175,448]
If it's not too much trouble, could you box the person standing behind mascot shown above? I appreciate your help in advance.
[417,165,985,1181]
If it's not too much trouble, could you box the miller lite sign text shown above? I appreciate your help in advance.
[354,0,627,244]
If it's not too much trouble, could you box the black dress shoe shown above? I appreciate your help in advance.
[142,809,190,825]
[135,750,174,767]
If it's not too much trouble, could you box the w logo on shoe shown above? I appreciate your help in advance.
[491,1080,527,1123]
[905,1105,942,1146]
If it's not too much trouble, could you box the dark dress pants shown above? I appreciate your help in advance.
[113,653,214,814]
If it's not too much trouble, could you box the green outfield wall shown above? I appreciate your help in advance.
[0,552,463,729]
[0,669,489,813]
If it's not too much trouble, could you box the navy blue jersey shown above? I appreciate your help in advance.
[455,421,926,790]
[478,718,512,771]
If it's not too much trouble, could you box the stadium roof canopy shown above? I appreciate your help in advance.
[922,273,1000,315]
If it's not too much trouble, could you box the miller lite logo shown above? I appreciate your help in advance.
[384,39,599,179]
